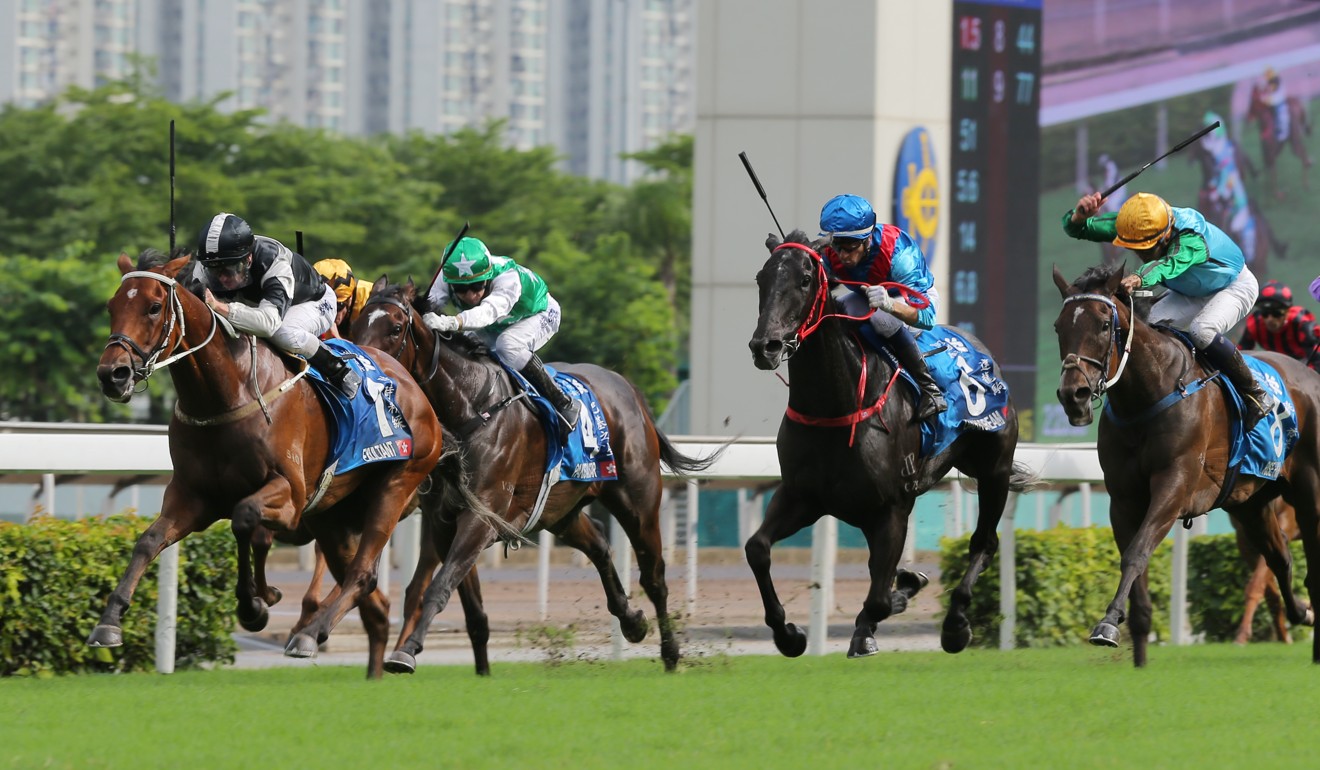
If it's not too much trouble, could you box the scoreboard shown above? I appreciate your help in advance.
[948,0,1042,439]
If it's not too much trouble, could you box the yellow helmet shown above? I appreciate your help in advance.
[313,258,356,305]
[1113,193,1173,250]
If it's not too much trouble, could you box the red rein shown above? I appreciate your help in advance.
[772,242,929,445]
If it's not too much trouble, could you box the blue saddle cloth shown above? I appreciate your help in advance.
[859,324,1011,457]
[303,338,414,474]
[498,359,619,482]
[1222,356,1297,480]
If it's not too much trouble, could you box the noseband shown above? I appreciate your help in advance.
[1059,292,1134,401]
[105,270,220,384]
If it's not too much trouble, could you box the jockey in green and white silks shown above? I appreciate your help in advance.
[1201,112,1257,261]
[423,236,580,435]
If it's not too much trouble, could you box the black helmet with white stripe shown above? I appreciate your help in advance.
[197,213,254,264]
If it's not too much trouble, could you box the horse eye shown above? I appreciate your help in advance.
[800,275,811,289]
[148,302,163,316]
[391,323,403,335]
[1101,321,1110,332]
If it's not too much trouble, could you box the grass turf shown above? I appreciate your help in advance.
[2,644,1318,769]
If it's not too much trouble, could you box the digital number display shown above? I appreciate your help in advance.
[949,0,1041,439]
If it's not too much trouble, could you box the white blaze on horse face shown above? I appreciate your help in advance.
[127,288,138,299]
[366,308,391,328]
[1071,306,1087,325]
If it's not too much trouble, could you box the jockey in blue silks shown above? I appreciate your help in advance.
[818,193,947,422]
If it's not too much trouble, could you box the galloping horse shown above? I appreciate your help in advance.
[1231,497,1301,644]
[1053,263,1320,666]
[350,278,718,673]
[93,250,443,678]
[1190,141,1286,273]
[1248,83,1312,199]
[746,231,1035,658]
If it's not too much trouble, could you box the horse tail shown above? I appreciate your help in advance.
[655,427,726,476]
[1008,460,1044,494]
[428,430,533,547]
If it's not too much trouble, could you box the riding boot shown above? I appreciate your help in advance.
[309,343,362,399]
[520,354,581,440]
[885,326,947,423]
[1202,333,1273,430]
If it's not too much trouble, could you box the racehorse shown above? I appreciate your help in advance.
[350,278,719,673]
[1190,141,1286,274]
[1231,497,1301,644]
[746,231,1036,658]
[93,250,444,678]
[1053,263,1320,666]
[1248,83,1312,199]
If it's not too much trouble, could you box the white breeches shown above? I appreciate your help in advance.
[1149,268,1258,349]
[472,296,561,370]
[270,284,337,357]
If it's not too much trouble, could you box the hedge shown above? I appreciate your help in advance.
[940,527,1311,647]
[0,514,238,676]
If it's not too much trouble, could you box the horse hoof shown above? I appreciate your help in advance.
[384,650,417,674]
[1304,608,1316,627]
[941,616,973,654]
[896,569,930,594]
[284,633,318,658]
[237,600,270,632]
[847,634,880,658]
[265,587,283,606]
[621,609,649,644]
[87,624,124,648]
[1089,622,1121,647]
[774,623,808,658]
[888,591,910,615]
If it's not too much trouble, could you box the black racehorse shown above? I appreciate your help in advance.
[1053,263,1320,665]
[747,231,1036,658]
[351,278,720,673]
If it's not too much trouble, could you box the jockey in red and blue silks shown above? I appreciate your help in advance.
[818,193,947,422]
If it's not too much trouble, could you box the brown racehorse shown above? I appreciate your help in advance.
[1053,263,1320,666]
[747,232,1036,658]
[351,278,719,673]
[1231,497,1302,644]
[1248,83,1312,200]
[92,250,443,678]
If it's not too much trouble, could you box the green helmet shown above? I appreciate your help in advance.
[441,237,495,284]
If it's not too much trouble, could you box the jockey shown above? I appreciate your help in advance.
[193,212,362,399]
[422,236,581,437]
[1240,280,1320,371]
[1263,66,1290,142]
[1201,112,1256,261]
[818,193,947,422]
[313,258,373,339]
[1065,191,1272,428]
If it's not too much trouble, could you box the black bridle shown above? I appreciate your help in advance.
[363,294,441,383]
[105,270,219,384]
[1058,292,1134,403]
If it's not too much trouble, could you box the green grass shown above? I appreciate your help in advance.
[3,645,1319,769]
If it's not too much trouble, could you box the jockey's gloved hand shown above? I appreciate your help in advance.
[423,312,461,333]
[866,285,894,312]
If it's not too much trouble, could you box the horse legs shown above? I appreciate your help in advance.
[291,543,333,638]
[299,529,393,679]
[230,479,297,633]
[1091,491,1172,667]
[1228,501,1310,629]
[1263,570,1292,643]
[251,525,283,608]
[848,501,915,658]
[745,487,821,658]
[88,486,215,648]
[551,508,651,641]
[1235,556,1272,645]
[942,472,1010,654]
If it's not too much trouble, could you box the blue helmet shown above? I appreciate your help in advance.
[819,194,876,240]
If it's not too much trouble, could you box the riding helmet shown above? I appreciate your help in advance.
[441,237,495,284]
[1256,279,1293,312]
[1113,193,1173,250]
[314,258,357,305]
[197,213,254,263]
[818,194,876,241]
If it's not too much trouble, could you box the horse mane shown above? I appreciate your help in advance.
[1070,262,1123,294]
[785,228,813,245]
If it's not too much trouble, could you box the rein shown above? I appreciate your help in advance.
[1058,291,1135,403]
[365,294,441,382]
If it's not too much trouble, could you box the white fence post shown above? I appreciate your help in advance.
[999,493,1018,651]
[1171,523,1191,645]
[610,512,632,659]
[686,478,699,618]
[807,516,837,656]
[155,541,179,674]
[537,528,553,621]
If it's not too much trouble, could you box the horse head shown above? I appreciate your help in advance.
[748,229,830,370]
[1051,262,1135,426]
[98,249,197,402]
[353,275,423,367]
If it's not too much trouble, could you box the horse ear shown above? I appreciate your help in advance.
[1107,264,1127,295]
[402,277,416,302]
[1051,264,1072,298]
[163,256,191,278]
[765,233,782,251]
[117,252,134,275]
[371,274,388,294]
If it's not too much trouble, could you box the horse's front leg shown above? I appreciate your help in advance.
[251,525,283,608]
[230,477,297,632]
[745,487,820,658]
[1091,491,1177,667]
[848,502,914,658]
[942,470,1010,653]
[88,485,215,647]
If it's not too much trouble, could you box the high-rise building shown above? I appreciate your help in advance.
[0,0,138,108]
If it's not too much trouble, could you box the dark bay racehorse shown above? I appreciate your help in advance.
[350,278,719,673]
[747,232,1035,658]
[1053,263,1320,666]
[1248,83,1312,199]
[94,251,444,678]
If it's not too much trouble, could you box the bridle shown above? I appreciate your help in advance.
[1058,291,1135,402]
[364,294,441,382]
[764,242,888,362]
[105,270,220,385]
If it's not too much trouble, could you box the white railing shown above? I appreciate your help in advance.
[5,423,1188,667]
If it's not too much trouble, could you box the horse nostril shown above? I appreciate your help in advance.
[1074,387,1092,403]
[112,366,131,384]
[763,340,783,356]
